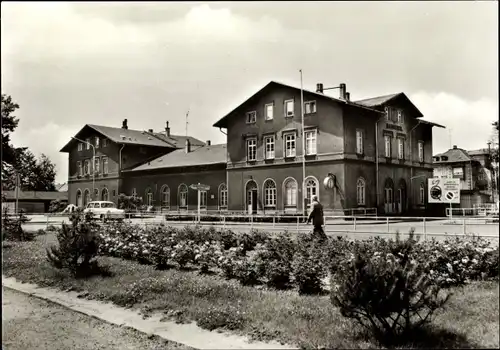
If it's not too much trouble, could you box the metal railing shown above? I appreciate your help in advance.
[17,212,499,241]
[446,207,500,218]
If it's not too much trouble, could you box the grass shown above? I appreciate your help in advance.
[3,233,499,349]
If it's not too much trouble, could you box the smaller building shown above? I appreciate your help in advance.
[1,190,68,214]
[433,145,495,209]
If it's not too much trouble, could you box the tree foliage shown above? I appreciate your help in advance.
[117,193,143,211]
[1,94,21,166]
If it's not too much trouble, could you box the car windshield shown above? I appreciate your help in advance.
[101,202,116,208]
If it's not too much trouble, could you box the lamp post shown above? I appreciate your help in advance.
[72,136,95,201]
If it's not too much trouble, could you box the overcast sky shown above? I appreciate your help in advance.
[2,1,498,183]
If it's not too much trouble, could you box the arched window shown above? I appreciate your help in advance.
[305,177,319,204]
[219,183,228,209]
[94,188,99,201]
[101,188,109,201]
[83,189,91,206]
[160,185,170,208]
[283,178,297,208]
[419,183,425,205]
[179,184,188,208]
[76,190,82,207]
[263,179,277,208]
[356,178,365,205]
[145,188,153,207]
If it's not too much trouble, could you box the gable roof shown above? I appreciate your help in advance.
[213,81,384,128]
[60,124,205,152]
[126,143,227,172]
[433,147,472,163]
[3,190,68,201]
[355,92,424,118]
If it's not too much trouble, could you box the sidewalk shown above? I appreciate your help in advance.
[2,276,294,350]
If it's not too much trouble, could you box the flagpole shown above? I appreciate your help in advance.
[300,69,306,215]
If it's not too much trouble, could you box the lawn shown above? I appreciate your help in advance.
[2,233,499,349]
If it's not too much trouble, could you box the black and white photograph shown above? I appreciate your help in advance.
[2,1,499,349]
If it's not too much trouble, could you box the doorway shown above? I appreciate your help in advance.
[246,180,258,214]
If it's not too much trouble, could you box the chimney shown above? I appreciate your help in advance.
[206,140,211,146]
[165,121,170,137]
[185,139,191,153]
[345,92,350,101]
[316,83,324,93]
[148,129,153,133]
[339,83,346,100]
[453,145,457,149]
[122,119,128,130]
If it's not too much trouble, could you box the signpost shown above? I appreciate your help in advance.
[190,183,210,222]
[428,177,460,218]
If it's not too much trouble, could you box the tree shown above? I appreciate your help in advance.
[490,121,499,199]
[1,94,21,166]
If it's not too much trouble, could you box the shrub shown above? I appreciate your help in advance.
[2,208,33,242]
[171,240,196,269]
[194,241,223,274]
[238,229,269,253]
[46,212,104,277]
[48,199,67,213]
[331,231,452,345]
[218,246,245,279]
[292,234,327,294]
[255,232,295,289]
[233,255,262,286]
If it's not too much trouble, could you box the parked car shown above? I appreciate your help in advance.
[83,201,125,221]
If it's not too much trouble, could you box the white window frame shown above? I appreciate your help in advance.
[284,99,294,118]
[246,111,257,124]
[263,179,277,208]
[356,129,364,154]
[219,184,228,209]
[77,161,82,176]
[284,133,296,157]
[357,178,366,205]
[78,143,83,152]
[200,190,208,208]
[84,159,90,175]
[102,156,108,174]
[161,185,170,208]
[384,107,389,120]
[397,138,404,160]
[264,136,275,159]
[179,184,188,208]
[418,141,424,162]
[305,177,319,205]
[85,138,91,150]
[95,136,100,149]
[246,138,257,161]
[304,101,317,114]
[305,129,317,155]
[384,135,392,158]
[145,189,153,207]
[94,156,100,174]
[265,103,274,121]
[419,183,425,205]
[283,178,298,208]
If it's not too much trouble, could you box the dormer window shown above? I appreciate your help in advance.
[384,107,389,120]
[246,111,257,124]
[442,156,448,161]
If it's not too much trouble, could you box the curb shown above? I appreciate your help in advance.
[2,276,294,350]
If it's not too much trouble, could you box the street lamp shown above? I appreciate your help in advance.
[72,136,96,201]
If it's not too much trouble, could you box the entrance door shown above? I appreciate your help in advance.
[396,189,402,214]
[384,187,393,214]
[247,189,257,214]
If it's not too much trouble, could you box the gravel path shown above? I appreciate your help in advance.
[2,287,192,350]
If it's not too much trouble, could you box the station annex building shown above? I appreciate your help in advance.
[61,80,445,215]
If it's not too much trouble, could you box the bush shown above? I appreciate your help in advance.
[233,255,262,286]
[1,208,33,241]
[238,229,269,253]
[48,199,67,213]
[255,232,295,289]
[292,234,327,294]
[218,246,245,279]
[171,240,196,269]
[194,241,223,273]
[331,231,452,345]
[46,212,104,277]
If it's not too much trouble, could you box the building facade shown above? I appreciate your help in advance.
[62,80,445,215]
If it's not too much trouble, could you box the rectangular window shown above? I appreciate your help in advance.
[102,138,108,147]
[264,136,275,159]
[247,138,257,161]
[384,135,392,157]
[85,138,91,150]
[102,156,108,174]
[304,101,316,114]
[95,137,100,149]
[246,111,257,124]
[77,161,82,176]
[356,129,364,154]
[305,130,317,155]
[220,188,228,208]
[418,141,424,162]
[284,133,296,157]
[200,191,207,207]
[264,187,277,207]
[94,157,100,174]
[397,110,404,125]
[84,159,90,175]
[78,143,83,152]
[284,99,294,118]
[265,103,274,120]
[397,138,404,159]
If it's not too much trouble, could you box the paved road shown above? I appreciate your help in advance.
[2,287,190,350]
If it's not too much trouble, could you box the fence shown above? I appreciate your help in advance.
[18,211,499,241]
[446,206,499,218]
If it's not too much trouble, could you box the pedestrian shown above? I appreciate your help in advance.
[306,195,327,241]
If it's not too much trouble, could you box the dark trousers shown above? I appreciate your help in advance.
[313,225,327,240]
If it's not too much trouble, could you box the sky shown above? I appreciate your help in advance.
[1,1,498,184]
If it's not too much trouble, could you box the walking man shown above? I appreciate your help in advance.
[306,195,327,240]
